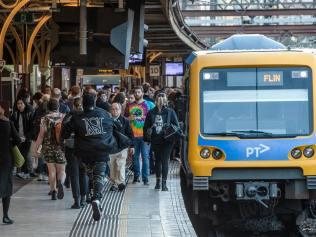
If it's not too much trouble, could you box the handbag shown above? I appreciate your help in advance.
[163,109,182,142]
[11,145,25,168]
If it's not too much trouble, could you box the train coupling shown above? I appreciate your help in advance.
[235,182,278,208]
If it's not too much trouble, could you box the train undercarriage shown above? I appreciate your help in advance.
[180,169,316,237]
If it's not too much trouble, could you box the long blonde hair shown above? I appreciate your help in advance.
[155,93,168,112]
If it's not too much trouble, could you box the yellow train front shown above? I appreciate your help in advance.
[181,35,316,236]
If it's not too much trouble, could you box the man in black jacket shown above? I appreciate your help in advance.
[109,103,134,191]
[61,92,117,221]
[10,98,34,179]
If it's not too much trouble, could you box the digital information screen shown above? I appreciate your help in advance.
[165,62,184,76]
[225,71,284,87]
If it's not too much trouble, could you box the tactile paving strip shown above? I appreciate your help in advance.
[165,161,197,237]
[69,169,132,237]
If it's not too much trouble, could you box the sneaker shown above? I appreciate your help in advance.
[132,176,140,184]
[92,200,102,221]
[16,172,26,180]
[24,173,30,179]
[80,199,87,208]
[57,180,64,200]
[51,191,57,200]
[30,173,38,178]
[42,175,48,181]
[86,194,92,204]
[118,183,126,191]
[143,180,149,186]
[37,174,44,181]
[71,203,81,209]
[110,185,118,191]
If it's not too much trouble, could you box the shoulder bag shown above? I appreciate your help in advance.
[11,146,25,168]
[163,109,182,142]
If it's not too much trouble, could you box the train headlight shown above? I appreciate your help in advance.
[200,148,211,159]
[303,147,314,158]
[212,149,223,160]
[291,148,302,159]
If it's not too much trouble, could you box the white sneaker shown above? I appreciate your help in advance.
[16,172,26,180]
[37,174,43,181]
[92,200,102,221]
[24,173,30,179]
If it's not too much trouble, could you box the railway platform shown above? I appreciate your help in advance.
[0,161,196,237]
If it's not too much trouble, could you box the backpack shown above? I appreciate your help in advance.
[47,118,62,146]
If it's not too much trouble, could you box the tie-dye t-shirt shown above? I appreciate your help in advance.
[127,100,155,137]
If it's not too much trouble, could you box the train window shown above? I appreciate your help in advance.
[200,67,313,138]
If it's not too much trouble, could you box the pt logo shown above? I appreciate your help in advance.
[246,144,270,158]
[82,117,105,136]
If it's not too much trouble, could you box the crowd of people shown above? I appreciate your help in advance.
[0,82,183,223]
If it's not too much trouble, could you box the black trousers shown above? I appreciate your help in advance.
[19,141,31,174]
[152,143,174,181]
[65,148,88,200]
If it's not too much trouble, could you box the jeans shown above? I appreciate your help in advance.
[37,157,46,175]
[133,137,150,182]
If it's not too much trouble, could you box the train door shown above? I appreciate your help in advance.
[181,69,191,179]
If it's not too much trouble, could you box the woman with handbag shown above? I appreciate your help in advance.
[143,91,181,191]
[0,105,21,224]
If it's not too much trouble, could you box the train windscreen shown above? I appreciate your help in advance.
[200,67,313,138]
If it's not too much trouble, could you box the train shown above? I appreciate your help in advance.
[180,34,316,237]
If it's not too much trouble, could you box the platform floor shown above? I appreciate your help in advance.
[0,161,196,237]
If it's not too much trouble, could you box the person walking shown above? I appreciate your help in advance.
[11,97,34,179]
[62,97,89,209]
[109,103,134,191]
[62,92,117,221]
[144,91,180,191]
[0,105,21,224]
[125,86,155,185]
[34,99,66,200]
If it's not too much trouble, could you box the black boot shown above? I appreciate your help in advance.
[2,197,13,224]
[155,178,161,190]
[71,197,81,209]
[3,216,13,224]
[162,180,168,191]
[51,191,57,200]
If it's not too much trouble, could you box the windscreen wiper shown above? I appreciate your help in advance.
[205,132,246,137]
[231,130,273,137]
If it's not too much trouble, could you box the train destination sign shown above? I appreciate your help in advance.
[258,71,283,86]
